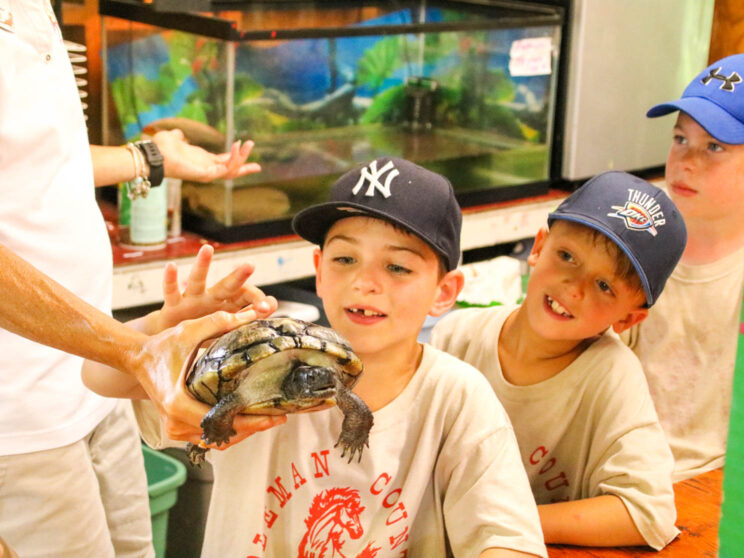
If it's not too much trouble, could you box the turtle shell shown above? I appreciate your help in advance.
[186,317,363,410]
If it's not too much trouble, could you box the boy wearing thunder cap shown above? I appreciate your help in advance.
[90,157,547,557]
[432,171,685,549]
[622,54,744,480]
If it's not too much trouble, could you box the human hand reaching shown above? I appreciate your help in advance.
[153,128,261,183]
[150,244,278,334]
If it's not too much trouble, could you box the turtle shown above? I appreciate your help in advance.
[185,317,373,466]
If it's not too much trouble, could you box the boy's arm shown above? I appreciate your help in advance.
[539,495,646,547]
[480,550,542,558]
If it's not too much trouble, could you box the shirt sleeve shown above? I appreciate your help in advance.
[583,357,679,550]
[131,399,185,450]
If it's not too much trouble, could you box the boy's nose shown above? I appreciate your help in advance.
[562,276,585,300]
[352,267,382,294]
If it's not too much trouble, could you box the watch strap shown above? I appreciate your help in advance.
[135,140,164,187]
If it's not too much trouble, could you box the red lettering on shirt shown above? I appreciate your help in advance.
[252,533,267,551]
[266,476,292,508]
[386,501,408,525]
[389,526,409,549]
[370,472,392,495]
[538,457,556,474]
[545,471,569,491]
[311,450,330,478]
[263,507,278,528]
[382,488,402,508]
[530,446,548,465]
[291,462,307,489]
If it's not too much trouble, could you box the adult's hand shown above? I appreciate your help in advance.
[153,129,261,183]
[133,308,286,448]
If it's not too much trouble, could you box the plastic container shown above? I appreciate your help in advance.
[143,445,187,558]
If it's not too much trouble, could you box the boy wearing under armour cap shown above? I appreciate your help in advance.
[432,171,686,550]
[621,54,744,481]
[130,157,547,557]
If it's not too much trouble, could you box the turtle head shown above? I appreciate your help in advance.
[282,363,336,401]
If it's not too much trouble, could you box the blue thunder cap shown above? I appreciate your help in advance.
[548,171,687,306]
[647,54,744,144]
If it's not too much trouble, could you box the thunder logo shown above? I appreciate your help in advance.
[608,202,660,236]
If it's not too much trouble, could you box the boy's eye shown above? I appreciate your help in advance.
[596,279,614,295]
[708,142,724,153]
[672,134,687,145]
[557,250,574,263]
[387,263,412,274]
[333,256,355,265]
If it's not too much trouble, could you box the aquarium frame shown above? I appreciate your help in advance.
[100,0,567,243]
[99,0,563,42]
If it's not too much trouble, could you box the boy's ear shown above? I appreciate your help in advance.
[429,269,465,317]
[611,307,649,334]
[312,248,323,294]
[527,227,549,267]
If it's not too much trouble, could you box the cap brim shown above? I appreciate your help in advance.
[292,202,373,246]
[647,97,744,144]
[292,201,450,266]
[548,213,654,306]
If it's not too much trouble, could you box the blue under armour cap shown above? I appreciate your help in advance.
[647,54,744,144]
[292,157,462,271]
[548,171,687,306]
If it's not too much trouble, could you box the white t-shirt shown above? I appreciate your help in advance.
[431,306,679,551]
[0,0,115,455]
[622,248,744,481]
[137,344,547,558]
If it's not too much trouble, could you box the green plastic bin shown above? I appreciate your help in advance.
[143,445,187,558]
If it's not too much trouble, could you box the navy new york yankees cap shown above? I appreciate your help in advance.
[548,171,687,306]
[647,53,744,144]
[292,157,462,271]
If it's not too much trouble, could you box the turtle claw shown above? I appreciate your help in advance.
[335,434,368,463]
[200,391,240,447]
[186,442,209,467]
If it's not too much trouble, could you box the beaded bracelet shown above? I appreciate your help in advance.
[124,142,152,200]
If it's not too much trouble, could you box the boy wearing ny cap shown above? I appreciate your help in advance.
[622,54,744,481]
[432,171,685,550]
[125,157,547,557]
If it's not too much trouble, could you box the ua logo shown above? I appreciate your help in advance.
[701,67,742,92]
[351,160,399,198]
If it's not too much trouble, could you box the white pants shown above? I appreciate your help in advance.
[0,400,154,558]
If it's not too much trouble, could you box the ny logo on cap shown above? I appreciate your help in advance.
[701,67,742,92]
[351,160,399,198]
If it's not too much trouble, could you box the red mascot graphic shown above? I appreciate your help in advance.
[298,487,380,558]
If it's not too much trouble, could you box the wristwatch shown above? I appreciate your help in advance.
[135,140,164,187]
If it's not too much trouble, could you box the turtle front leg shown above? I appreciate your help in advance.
[201,391,244,447]
[334,385,374,463]
[186,442,208,467]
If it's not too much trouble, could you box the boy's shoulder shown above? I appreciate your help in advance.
[420,343,511,416]
[574,333,648,392]
[434,304,512,337]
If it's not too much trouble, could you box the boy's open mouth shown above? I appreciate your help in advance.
[346,307,387,318]
[546,295,573,318]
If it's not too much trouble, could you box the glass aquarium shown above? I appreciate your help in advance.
[101,0,564,242]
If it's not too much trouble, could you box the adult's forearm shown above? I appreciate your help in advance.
[0,243,145,372]
[90,144,149,187]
